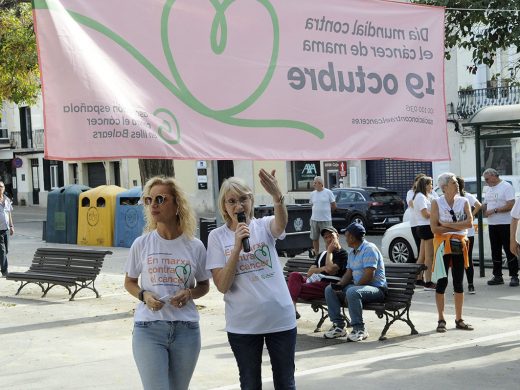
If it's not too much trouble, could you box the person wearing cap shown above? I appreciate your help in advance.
[323,222,387,341]
[287,226,347,319]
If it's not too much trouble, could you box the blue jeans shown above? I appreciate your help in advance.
[0,230,8,274]
[132,320,201,390]
[227,327,297,390]
[325,284,385,331]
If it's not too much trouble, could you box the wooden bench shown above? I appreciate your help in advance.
[283,257,350,333]
[284,258,426,340]
[6,247,112,300]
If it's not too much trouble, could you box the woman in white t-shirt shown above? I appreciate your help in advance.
[407,173,426,259]
[413,176,436,289]
[457,176,482,294]
[124,176,210,390]
[206,170,296,390]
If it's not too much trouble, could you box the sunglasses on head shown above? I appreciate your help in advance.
[143,194,169,206]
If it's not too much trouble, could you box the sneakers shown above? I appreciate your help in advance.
[324,325,347,339]
[347,329,369,342]
[510,276,520,287]
[467,284,476,294]
[487,276,504,285]
[423,282,437,291]
[415,279,424,287]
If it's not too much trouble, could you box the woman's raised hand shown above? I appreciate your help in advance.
[259,169,282,200]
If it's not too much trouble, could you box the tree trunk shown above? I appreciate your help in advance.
[138,159,175,187]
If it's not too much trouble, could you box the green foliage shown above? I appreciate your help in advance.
[413,0,520,76]
[0,2,40,105]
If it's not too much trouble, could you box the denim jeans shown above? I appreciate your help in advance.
[0,230,9,274]
[227,327,297,390]
[325,284,385,331]
[132,320,201,390]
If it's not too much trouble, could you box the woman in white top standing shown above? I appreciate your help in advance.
[456,176,482,294]
[124,176,211,390]
[407,173,426,262]
[430,172,473,332]
[413,176,436,289]
[206,170,296,390]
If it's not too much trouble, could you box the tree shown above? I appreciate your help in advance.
[0,1,173,184]
[0,2,40,105]
[138,159,175,185]
[413,0,520,76]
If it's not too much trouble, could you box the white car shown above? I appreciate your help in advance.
[381,209,492,263]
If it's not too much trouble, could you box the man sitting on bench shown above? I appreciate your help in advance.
[323,222,387,341]
[287,226,347,319]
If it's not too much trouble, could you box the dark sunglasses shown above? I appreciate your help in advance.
[449,209,457,222]
[143,194,169,206]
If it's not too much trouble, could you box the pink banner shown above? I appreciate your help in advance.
[34,0,448,161]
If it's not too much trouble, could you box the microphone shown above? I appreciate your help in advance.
[236,212,251,252]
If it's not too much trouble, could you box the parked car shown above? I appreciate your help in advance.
[331,187,405,231]
[381,209,492,263]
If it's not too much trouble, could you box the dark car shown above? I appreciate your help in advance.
[331,187,405,231]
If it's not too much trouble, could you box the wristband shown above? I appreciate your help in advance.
[138,289,146,302]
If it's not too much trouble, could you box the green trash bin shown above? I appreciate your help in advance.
[46,184,90,244]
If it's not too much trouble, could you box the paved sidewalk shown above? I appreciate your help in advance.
[0,207,519,389]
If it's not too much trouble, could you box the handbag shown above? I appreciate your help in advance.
[449,239,463,255]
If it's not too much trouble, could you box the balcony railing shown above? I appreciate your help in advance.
[9,129,45,150]
[457,85,520,119]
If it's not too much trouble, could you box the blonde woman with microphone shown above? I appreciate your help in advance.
[206,169,296,390]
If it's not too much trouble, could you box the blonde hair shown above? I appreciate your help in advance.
[142,176,196,238]
[218,177,254,224]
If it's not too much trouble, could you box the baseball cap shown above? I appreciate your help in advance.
[320,226,338,236]
[340,222,366,240]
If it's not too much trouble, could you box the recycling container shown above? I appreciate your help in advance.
[254,204,313,257]
[46,184,90,244]
[77,185,126,247]
[114,187,145,247]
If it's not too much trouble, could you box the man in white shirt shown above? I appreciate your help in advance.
[309,176,336,257]
[482,168,518,287]
[0,181,14,277]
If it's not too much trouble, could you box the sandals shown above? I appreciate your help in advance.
[455,319,474,331]
[436,319,447,333]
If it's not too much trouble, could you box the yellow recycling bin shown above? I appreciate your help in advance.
[77,185,126,247]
